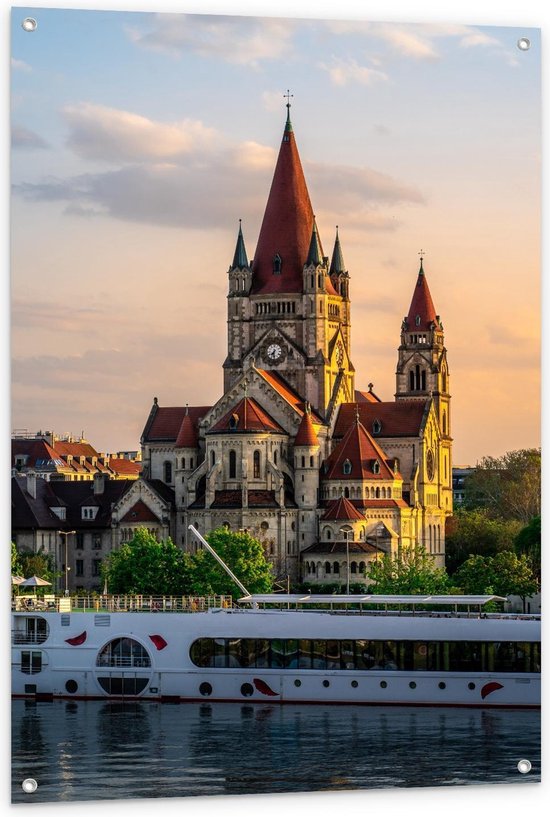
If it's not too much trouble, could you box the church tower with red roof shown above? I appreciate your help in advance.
[223,103,354,418]
[395,256,452,519]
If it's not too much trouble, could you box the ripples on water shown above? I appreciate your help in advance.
[11,700,540,803]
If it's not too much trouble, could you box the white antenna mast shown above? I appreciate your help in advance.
[188,525,252,601]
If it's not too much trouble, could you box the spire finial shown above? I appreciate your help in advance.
[284,89,293,130]
[418,249,425,273]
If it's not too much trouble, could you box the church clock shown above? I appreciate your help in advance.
[262,342,286,364]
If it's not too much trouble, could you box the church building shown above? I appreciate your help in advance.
[123,104,452,585]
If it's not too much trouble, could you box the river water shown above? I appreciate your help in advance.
[11,700,540,803]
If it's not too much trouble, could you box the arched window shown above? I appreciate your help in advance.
[372,419,381,435]
[274,450,278,465]
[344,487,350,498]
[273,254,282,274]
[325,561,332,575]
[359,561,366,574]
[343,459,352,475]
[301,455,305,468]
[97,637,151,668]
[442,370,447,392]
[333,562,340,574]
[340,526,354,541]
[253,450,261,479]
[163,461,172,483]
[442,411,447,435]
[350,561,357,574]
[182,457,186,470]
[229,450,237,479]
[324,527,332,541]
[409,370,415,391]
[210,450,216,467]
[373,460,380,475]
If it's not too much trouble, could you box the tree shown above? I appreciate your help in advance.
[366,547,450,595]
[102,528,191,595]
[445,509,522,575]
[187,527,273,597]
[12,542,22,575]
[454,552,538,607]
[16,547,57,585]
[514,516,541,583]
[463,448,541,523]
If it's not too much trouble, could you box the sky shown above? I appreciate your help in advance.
[9,5,541,465]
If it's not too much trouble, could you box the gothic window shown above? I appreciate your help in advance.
[163,461,172,483]
[421,369,426,390]
[325,561,331,575]
[442,411,447,435]
[274,450,278,465]
[359,561,366,573]
[372,419,381,435]
[325,528,332,540]
[340,526,354,541]
[344,487,350,498]
[415,315,421,326]
[273,254,282,274]
[372,460,380,475]
[375,487,380,498]
[409,370,415,391]
[442,370,447,392]
[350,561,357,574]
[182,457,186,469]
[301,456,305,468]
[333,562,340,574]
[210,450,216,467]
[253,450,261,479]
[310,456,314,467]
[229,450,237,479]
[343,459,352,475]
[310,274,314,289]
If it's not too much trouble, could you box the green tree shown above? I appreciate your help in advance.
[454,552,537,609]
[366,547,450,595]
[464,448,541,523]
[17,547,57,585]
[187,527,273,597]
[102,528,191,595]
[514,515,541,583]
[445,509,522,574]
[12,542,22,575]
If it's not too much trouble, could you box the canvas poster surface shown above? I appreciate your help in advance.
[10,5,541,806]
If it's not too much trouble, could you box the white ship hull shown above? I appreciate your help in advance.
[11,608,540,708]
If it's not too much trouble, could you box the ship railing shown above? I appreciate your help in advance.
[95,657,152,668]
[11,594,234,613]
[11,630,49,645]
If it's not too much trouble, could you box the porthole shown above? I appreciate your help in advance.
[65,679,78,694]
[241,683,254,697]
[294,679,302,687]
[468,682,476,690]
[322,680,330,688]
[409,681,417,689]
[380,681,387,689]
[351,680,358,688]
[199,682,212,697]
[438,682,446,690]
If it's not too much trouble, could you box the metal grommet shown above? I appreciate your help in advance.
[517,37,531,51]
[517,759,532,774]
[22,17,37,32]
[22,779,38,793]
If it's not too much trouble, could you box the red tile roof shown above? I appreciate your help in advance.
[355,389,381,403]
[175,412,198,448]
[210,489,280,508]
[251,118,314,295]
[323,419,396,480]
[334,400,428,439]
[301,541,383,555]
[108,458,141,477]
[209,397,285,434]
[322,497,365,521]
[120,499,160,524]
[405,263,441,331]
[294,409,319,446]
[144,406,211,442]
[255,369,324,422]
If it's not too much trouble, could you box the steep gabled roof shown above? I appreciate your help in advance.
[208,397,286,434]
[323,418,396,480]
[143,405,211,443]
[251,111,314,295]
[405,259,441,331]
[255,369,324,422]
[120,499,161,524]
[334,400,428,439]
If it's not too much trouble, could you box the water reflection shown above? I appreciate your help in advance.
[12,700,540,803]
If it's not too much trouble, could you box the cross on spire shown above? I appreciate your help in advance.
[284,89,293,108]
[418,249,426,273]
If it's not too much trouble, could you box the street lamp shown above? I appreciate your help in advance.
[58,530,76,595]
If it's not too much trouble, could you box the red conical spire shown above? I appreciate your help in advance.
[251,104,314,295]
[175,409,197,448]
[405,257,441,331]
[294,404,319,447]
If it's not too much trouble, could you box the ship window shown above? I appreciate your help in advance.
[97,677,149,696]
[96,637,151,668]
[188,638,541,674]
[20,650,42,675]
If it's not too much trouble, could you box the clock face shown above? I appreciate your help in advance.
[267,343,282,361]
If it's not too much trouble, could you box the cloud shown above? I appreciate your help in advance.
[375,26,439,60]
[127,13,295,67]
[62,103,221,163]
[11,57,31,73]
[319,57,389,86]
[12,125,49,150]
